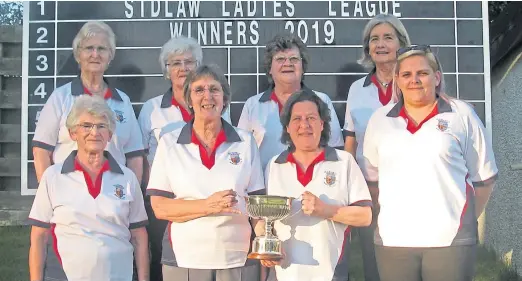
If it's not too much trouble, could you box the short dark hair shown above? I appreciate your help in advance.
[183,64,231,115]
[280,89,331,151]
[263,34,309,87]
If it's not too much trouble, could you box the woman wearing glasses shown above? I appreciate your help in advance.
[343,14,411,281]
[32,21,144,185]
[138,36,231,281]
[29,95,149,281]
[363,45,497,281]
[238,34,343,170]
[147,64,265,281]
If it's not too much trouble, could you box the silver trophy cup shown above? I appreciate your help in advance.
[245,195,293,261]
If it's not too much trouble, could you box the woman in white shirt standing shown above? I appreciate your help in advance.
[343,14,411,281]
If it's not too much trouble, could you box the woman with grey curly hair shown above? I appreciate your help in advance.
[238,34,343,170]
[261,89,372,281]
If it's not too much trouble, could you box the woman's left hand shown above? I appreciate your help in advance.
[301,191,331,218]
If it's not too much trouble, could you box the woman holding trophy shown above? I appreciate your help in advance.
[259,89,373,281]
[146,64,265,281]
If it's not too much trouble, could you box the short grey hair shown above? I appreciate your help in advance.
[358,14,411,70]
[66,95,116,134]
[393,47,450,103]
[159,36,203,79]
[72,21,116,62]
[183,64,231,115]
[264,34,309,87]
[280,89,331,151]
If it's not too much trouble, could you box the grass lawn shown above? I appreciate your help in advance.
[1,226,520,281]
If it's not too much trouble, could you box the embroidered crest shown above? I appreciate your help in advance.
[229,152,241,165]
[113,110,126,123]
[324,171,336,186]
[436,118,449,132]
[114,184,126,199]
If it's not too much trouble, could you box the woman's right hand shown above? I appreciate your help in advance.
[205,189,241,215]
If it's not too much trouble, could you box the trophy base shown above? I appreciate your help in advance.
[248,236,284,261]
[247,252,283,261]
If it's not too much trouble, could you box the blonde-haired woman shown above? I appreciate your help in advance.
[362,45,497,281]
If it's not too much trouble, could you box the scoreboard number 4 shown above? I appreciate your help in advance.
[34,83,47,99]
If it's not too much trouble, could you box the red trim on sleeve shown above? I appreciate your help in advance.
[171,96,193,122]
[370,75,393,105]
[398,104,439,134]
[191,129,227,169]
[83,86,112,100]
[51,224,62,265]
[74,159,110,199]
[270,91,283,113]
[337,226,351,263]
[287,151,326,186]
[167,221,173,246]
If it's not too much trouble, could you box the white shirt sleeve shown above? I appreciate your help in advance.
[323,95,344,148]
[32,90,63,151]
[28,168,55,228]
[343,86,356,138]
[362,112,380,183]
[346,154,372,206]
[237,98,252,132]
[137,102,152,152]
[460,103,498,186]
[128,172,149,229]
[246,134,266,193]
[146,137,175,198]
[123,100,145,158]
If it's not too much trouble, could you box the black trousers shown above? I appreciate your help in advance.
[355,222,380,281]
[146,204,168,281]
[375,244,477,281]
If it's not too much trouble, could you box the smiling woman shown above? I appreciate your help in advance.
[28,95,149,281]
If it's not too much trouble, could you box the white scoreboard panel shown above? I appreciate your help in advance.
[22,1,491,195]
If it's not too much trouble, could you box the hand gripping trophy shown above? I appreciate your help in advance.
[245,195,294,260]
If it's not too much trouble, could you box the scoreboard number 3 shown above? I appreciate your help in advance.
[36,55,48,72]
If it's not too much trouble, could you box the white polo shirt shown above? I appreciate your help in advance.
[28,151,148,281]
[343,71,394,167]
[138,88,231,165]
[146,120,265,269]
[363,97,498,248]
[238,86,344,169]
[32,77,144,166]
[266,147,372,281]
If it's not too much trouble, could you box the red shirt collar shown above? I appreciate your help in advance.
[171,96,193,122]
[287,150,326,187]
[398,105,439,134]
[83,86,112,100]
[370,75,393,105]
[270,91,284,113]
[191,129,227,169]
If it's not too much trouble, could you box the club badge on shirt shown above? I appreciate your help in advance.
[114,110,126,123]
[229,152,242,165]
[324,171,337,186]
[436,118,449,132]
[114,184,126,199]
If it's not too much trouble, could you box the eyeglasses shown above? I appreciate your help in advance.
[273,56,302,65]
[397,45,432,57]
[191,85,224,96]
[81,45,110,54]
[166,59,197,69]
[77,122,109,133]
